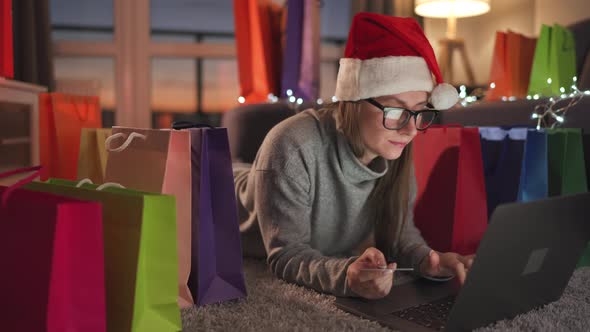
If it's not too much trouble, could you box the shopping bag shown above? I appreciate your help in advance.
[528,24,577,97]
[546,128,589,267]
[104,128,193,308]
[413,126,488,255]
[507,31,536,98]
[281,0,304,98]
[517,129,549,202]
[486,31,536,100]
[486,32,510,100]
[549,25,577,94]
[77,128,112,184]
[0,0,13,78]
[39,93,102,181]
[233,0,283,103]
[187,127,248,306]
[547,128,588,196]
[0,166,106,332]
[26,179,181,332]
[479,127,527,219]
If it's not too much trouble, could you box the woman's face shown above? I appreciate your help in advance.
[357,91,428,164]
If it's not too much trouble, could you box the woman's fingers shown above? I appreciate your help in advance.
[459,254,476,270]
[358,269,392,283]
[452,260,467,285]
[361,247,387,266]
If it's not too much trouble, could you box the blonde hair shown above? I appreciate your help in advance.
[319,101,413,258]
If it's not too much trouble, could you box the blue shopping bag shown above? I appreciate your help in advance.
[479,127,527,219]
[517,130,549,202]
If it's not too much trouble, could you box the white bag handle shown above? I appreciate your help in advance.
[96,183,126,191]
[76,178,94,187]
[105,132,147,152]
[75,178,126,191]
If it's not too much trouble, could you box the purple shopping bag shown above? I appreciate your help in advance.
[188,127,247,306]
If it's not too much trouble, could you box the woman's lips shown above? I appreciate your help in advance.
[388,140,407,147]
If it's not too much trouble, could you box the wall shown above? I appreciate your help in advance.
[535,0,590,27]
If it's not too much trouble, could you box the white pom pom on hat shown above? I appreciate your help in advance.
[334,13,460,110]
[430,83,459,110]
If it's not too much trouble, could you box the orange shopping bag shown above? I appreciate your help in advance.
[39,93,101,181]
[486,32,509,101]
[507,31,536,99]
[233,0,283,103]
[486,31,536,100]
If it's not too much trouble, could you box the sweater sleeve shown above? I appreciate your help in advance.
[254,162,359,297]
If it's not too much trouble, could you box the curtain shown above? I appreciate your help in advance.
[12,0,55,91]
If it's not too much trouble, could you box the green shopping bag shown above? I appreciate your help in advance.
[25,179,182,332]
[547,128,589,267]
[528,24,577,97]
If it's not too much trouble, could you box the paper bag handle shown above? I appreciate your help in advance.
[172,121,214,130]
[75,178,126,191]
[105,132,147,152]
[0,166,42,207]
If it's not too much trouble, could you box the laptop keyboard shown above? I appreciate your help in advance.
[391,295,456,331]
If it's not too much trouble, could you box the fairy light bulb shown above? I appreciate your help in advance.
[490,82,496,89]
[286,89,293,97]
[238,96,245,104]
[332,96,338,102]
[296,98,303,105]
[289,96,296,103]
[547,78,552,84]
[316,98,324,105]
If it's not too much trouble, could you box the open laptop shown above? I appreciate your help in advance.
[335,192,590,331]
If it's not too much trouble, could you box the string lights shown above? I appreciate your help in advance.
[531,82,587,130]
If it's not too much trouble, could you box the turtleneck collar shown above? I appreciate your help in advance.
[336,131,388,183]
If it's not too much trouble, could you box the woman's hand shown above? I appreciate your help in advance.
[419,250,475,285]
[346,247,397,299]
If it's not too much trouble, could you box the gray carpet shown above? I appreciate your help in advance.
[182,259,590,331]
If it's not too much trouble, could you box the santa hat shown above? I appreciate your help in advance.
[335,13,459,110]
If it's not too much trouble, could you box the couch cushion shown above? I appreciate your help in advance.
[221,103,296,163]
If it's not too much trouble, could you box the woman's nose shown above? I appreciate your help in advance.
[399,117,418,137]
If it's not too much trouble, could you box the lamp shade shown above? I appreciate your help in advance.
[415,0,490,18]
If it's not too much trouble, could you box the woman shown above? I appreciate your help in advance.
[235,13,474,299]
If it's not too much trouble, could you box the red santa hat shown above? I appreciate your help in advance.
[335,13,459,110]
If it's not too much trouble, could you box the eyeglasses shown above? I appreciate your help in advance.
[366,98,440,131]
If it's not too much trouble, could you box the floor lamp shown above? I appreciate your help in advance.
[415,0,490,86]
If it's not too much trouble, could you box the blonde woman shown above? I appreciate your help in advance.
[235,13,474,299]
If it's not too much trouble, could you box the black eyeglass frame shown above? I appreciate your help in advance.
[365,98,441,131]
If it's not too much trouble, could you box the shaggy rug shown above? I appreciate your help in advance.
[181,259,590,331]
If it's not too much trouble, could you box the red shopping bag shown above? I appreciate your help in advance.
[412,126,488,255]
[0,0,13,78]
[0,166,106,332]
[39,93,102,181]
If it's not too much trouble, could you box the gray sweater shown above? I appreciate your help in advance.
[235,109,432,297]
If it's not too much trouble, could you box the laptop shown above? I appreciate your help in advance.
[335,193,590,331]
